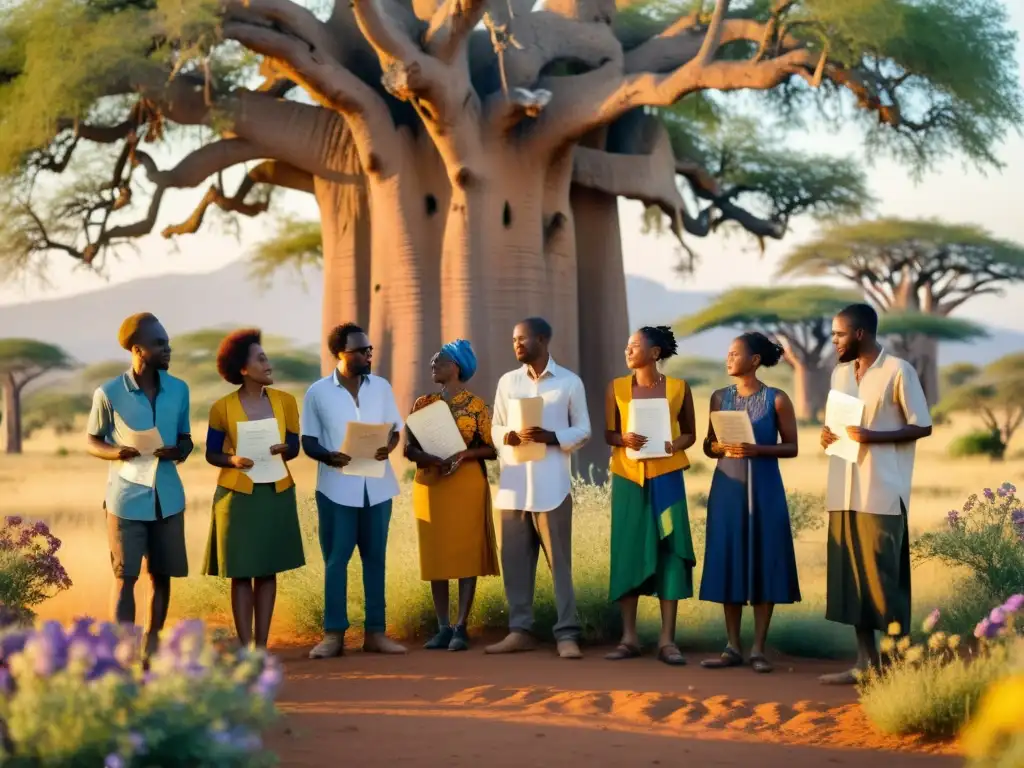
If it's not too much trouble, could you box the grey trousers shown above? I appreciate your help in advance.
[500,494,581,641]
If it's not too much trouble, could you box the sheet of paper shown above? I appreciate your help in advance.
[625,398,673,460]
[406,400,467,460]
[114,418,163,488]
[506,396,546,464]
[825,389,866,464]
[236,418,288,484]
[710,410,756,447]
[340,422,394,478]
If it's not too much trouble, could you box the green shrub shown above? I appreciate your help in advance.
[787,491,826,539]
[913,483,1024,602]
[949,429,1006,460]
[0,619,281,766]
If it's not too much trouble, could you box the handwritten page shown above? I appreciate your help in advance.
[825,390,866,464]
[710,411,756,447]
[236,418,288,484]
[506,396,546,464]
[406,400,467,460]
[340,422,394,478]
[114,418,163,488]
[626,398,672,460]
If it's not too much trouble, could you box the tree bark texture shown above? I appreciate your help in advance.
[2,375,22,455]
[789,358,831,423]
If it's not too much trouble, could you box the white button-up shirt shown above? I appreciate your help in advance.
[826,349,931,516]
[491,357,591,512]
[301,371,403,508]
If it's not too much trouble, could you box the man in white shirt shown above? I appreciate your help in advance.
[819,304,932,685]
[301,323,406,659]
[485,317,592,659]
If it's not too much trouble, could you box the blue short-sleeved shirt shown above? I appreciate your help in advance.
[87,369,191,521]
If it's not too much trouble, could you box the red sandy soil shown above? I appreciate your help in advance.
[265,642,961,768]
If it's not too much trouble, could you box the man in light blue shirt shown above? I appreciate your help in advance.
[301,323,405,659]
[86,313,192,657]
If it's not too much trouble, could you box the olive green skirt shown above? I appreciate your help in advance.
[825,505,911,632]
[202,484,305,578]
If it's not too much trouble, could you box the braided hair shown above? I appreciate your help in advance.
[639,325,678,361]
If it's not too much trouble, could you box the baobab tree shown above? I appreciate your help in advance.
[778,219,1024,404]
[935,353,1024,461]
[0,339,74,454]
[0,0,1021,475]
[675,285,859,421]
[877,311,988,395]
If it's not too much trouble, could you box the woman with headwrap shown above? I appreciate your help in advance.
[404,339,500,651]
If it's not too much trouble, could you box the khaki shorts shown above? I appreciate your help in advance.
[107,510,189,579]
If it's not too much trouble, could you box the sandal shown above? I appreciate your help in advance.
[604,643,641,661]
[700,646,744,669]
[750,654,774,674]
[657,644,687,666]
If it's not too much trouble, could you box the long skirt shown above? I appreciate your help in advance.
[608,471,695,603]
[413,460,499,581]
[699,457,801,605]
[202,484,305,578]
[826,505,911,632]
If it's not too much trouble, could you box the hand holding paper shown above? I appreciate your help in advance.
[824,390,865,463]
[506,397,545,464]
[626,398,672,460]
[340,422,395,477]
[235,419,288,484]
[406,401,466,460]
[115,422,163,488]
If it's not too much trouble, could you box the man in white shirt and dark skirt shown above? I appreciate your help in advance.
[819,304,932,685]
[485,318,592,659]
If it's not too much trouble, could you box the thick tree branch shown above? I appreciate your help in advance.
[425,0,489,62]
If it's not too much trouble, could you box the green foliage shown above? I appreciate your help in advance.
[941,362,982,394]
[662,355,731,389]
[249,217,324,287]
[949,430,1006,461]
[0,338,73,376]
[879,311,988,343]
[677,285,861,335]
[913,483,1024,603]
[0,516,72,618]
[787,490,826,539]
[858,622,1011,739]
[936,353,1024,448]
[778,218,1024,284]
[21,392,93,438]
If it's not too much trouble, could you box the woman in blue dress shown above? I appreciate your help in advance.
[699,332,800,674]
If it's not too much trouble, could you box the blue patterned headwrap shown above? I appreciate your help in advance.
[440,339,477,382]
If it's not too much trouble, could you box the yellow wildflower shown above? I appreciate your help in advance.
[961,674,1024,757]
[897,636,912,653]
[879,636,895,655]
[927,632,948,651]
[887,621,902,636]
[948,634,962,651]
[904,646,925,663]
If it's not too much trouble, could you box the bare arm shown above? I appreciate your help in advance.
[755,390,798,459]
[702,389,725,459]
[672,384,697,453]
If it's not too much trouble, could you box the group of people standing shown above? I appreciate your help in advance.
[86,301,931,685]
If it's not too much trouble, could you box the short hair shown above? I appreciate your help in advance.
[216,328,262,386]
[638,325,678,361]
[738,331,785,368]
[327,323,364,358]
[837,303,879,335]
[117,313,158,351]
[520,317,552,342]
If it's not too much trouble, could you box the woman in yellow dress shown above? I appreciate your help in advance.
[404,339,499,651]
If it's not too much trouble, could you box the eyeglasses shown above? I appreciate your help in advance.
[344,346,373,356]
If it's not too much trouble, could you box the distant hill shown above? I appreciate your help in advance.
[0,261,1018,367]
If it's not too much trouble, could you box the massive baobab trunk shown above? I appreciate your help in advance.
[789,358,831,422]
[574,184,626,480]
[2,375,23,455]
[317,177,371,375]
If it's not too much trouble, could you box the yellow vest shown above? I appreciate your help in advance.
[607,375,690,485]
[209,388,299,495]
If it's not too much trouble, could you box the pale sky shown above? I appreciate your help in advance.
[2,3,1023,332]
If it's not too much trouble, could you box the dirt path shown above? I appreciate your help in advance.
[266,645,960,767]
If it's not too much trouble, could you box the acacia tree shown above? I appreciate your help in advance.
[936,353,1024,461]
[675,285,860,420]
[877,311,988,395]
[778,219,1024,404]
[0,0,1021,460]
[0,340,74,454]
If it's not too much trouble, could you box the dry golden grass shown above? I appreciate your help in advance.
[2,390,1020,646]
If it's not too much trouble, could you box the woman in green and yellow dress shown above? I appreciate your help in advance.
[203,328,305,648]
[604,326,697,666]
[404,339,499,652]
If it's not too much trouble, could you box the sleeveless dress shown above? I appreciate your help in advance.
[607,375,696,603]
[699,386,801,605]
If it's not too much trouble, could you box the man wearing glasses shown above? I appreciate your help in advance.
[301,323,405,658]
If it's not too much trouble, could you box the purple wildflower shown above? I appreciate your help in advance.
[922,608,941,633]
[983,488,996,501]
[4,517,22,528]
[104,754,125,768]
[974,618,991,638]
[947,509,961,529]
[1002,594,1024,614]
[990,607,1008,624]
